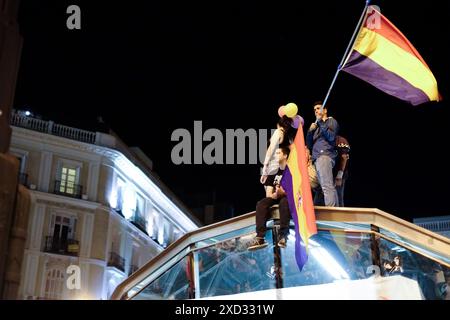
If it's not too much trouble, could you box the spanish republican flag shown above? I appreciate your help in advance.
[342,6,440,105]
[280,125,317,271]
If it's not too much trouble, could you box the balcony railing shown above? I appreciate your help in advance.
[44,236,80,256]
[53,180,83,199]
[18,172,28,187]
[108,252,125,272]
[10,112,97,144]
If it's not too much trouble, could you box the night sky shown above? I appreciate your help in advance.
[14,0,450,222]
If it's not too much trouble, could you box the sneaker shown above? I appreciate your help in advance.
[278,237,287,248]
[248,237,268,251]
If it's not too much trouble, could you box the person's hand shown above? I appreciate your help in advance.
[260,175,268,184]
[270,192,278,200]
[276,185,286,197]
[309,122,318,131]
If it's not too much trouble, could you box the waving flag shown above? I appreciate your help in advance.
[280,126,317,271]
[342,6,440,105]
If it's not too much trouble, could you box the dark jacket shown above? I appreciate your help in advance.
[306,117,339,161]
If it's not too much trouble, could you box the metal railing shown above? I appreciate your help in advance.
[53,180,83,199]
[43,236,80,256]
[108,252,126,272]
[111,207,450,300]
[417,221,450,233]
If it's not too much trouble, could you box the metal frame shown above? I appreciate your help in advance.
[111,207,450,300]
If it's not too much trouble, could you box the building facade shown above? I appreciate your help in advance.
[0,0,23,297]
[414,216,450,239]
[9,111,201,300]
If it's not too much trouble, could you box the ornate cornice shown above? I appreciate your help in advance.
[32,191,100,212]
[36,199,97,213]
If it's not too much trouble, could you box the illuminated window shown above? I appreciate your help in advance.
[60,167,77,194]
[122,184,137,220]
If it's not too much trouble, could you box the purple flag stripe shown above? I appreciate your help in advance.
[342,51,430,106]
[281,167,309,270]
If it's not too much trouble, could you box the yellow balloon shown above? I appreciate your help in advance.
[284,103,298,118]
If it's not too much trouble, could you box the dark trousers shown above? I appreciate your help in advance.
[255,197,291,238]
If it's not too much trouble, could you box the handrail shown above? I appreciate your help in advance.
[315,207,450,258]
[111,212,256,300]
[111,207,450,300]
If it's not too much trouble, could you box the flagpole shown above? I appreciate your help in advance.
[321,0,371,112]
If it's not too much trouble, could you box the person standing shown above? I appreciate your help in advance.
[306,101,339,207]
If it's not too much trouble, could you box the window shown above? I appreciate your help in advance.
[136,196,145,217]
[60,167,78,195]
[55,159,82,197]
[46,214,78,255]
[146,206,155,237]
[44,267,65,300]
[130,245,140,275]
[122,184,137,219]
[52,215,76,242]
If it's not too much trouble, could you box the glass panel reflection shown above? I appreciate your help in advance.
[281,230,373,288]
[126,221,450,300]
[197,231,277,298]
[132,255,192,300]
[379,228,450,265]
[195,225,255,249]
[378,237,450,300]
[280,228,450,300]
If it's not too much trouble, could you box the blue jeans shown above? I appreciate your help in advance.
[314,155,338,207]
[314,177,346,207]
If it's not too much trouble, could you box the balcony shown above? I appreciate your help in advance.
[44,236,79,256]
[53,180,83,199]
[108,252,125,272]
[10,111,97,144]
[18,172,28,187]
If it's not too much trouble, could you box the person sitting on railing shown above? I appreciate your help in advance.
[248,146,291,251]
